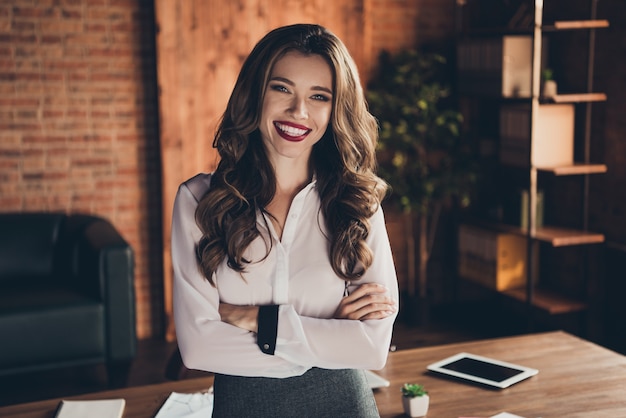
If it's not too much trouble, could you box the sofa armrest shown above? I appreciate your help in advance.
[80,219,137,362]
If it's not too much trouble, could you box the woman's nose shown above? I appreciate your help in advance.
[290,96,308,119]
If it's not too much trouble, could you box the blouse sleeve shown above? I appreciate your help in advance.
[171,182,309,377]
[272,206,399,371]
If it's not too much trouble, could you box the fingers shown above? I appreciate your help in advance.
[334,283,397,321]
[342,283,387,303]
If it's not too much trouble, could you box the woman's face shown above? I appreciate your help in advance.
[259,51,333,167]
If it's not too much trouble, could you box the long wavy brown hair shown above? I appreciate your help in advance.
[195,24,388,285]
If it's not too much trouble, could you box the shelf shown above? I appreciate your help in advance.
[502,288,588,315]
[546,20,610,30]
[518,226,604,247]
[546,93,607,103]
[464,220,605,247]
[461,20,609,36]
[537,163,608,175]
[532,226,605,246]
[503,224,605,246]
[460,27,533,36]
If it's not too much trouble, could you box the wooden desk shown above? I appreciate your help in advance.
[1,331,625,417]
[375,330,626,417]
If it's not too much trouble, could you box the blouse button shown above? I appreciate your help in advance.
[263,343,270,350]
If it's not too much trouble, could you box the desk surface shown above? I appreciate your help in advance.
[1,331,625,417]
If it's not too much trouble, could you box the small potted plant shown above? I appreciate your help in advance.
[541,68,557,98]
[401,383,429,417]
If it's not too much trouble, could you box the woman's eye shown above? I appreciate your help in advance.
[270,84,289,93]
[312,94,330,102]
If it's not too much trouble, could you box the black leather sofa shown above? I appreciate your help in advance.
[0,212,136,384]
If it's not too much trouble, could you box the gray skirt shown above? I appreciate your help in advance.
[212,367,380,418]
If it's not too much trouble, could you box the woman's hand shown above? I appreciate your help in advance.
[219,302,259,333]
[334,283,396,320]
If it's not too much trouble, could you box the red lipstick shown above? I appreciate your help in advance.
[273,121,311,142]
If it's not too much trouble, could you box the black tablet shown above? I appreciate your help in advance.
[426,352,538,389]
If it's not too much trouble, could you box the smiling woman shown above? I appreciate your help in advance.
[170,24,398,417]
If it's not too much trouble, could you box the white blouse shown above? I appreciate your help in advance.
[171,173,399,378]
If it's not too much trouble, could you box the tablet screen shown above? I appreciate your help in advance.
[427,352,538,389]
[439,356,525,382]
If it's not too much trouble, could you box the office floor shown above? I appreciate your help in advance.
[0,301,529,407]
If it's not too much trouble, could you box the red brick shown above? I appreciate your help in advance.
[41,35,63,43]
[0,33,37,43]
[0,196,22,208]
[0,122,41,130]
[91,110,110,118]
[60,8,83,19]
[23,135,66,144]
[68,134,112,142]
[0,98,39,106]
[16,110,37,119]
[15,72,40,81]
[42,72,63,81]
[44,60,89,70]
[84,22,106,32]
[12,7,57,19]
[0,59,15,71]
[40,20,83,33]
[41,109,61,118]
[0,159,19,170]
[91,72,132,81]
[12,20,36,31]
[86,47,133,57]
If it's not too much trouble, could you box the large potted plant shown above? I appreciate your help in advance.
[367,49,476,324]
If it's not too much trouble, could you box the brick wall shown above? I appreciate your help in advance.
[0,0,162,339]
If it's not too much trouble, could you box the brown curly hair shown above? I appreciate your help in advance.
[195,24,388,285]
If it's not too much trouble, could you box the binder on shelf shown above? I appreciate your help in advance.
[499,103,575,168]
[457,35,546,98]
[520,189,544,230]
[502,189,544,229]
[458,224,528,291]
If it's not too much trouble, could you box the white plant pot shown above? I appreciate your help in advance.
[542,80,557,98]
[402,394,429,417]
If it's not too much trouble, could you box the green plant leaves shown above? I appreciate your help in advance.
[367,49,478,215]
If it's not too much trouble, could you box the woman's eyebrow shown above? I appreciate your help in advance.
[312,85,333,95]
[270,76,333,95]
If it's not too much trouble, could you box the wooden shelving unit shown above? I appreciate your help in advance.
[456,0,609,324]
[522,0,608,321]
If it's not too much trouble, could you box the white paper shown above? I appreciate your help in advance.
[55,398,125,418]
[154,389,214,418]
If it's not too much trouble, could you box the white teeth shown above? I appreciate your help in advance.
[276,123,308,137]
